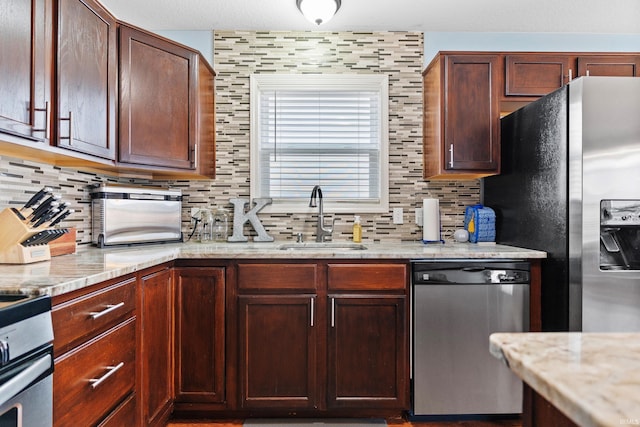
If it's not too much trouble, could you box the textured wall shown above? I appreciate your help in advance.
[0,31,481,247]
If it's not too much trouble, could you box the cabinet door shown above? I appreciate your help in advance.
[139,267,173,426]
[119,25,197,170]
[56,0,116,159]
[0,0,51,144]
[505,54,571,97]
[239,295,318,409]
[174,267,225,403]
[577,55,640,77]
[443,55,500,173]
[327,295,407,409]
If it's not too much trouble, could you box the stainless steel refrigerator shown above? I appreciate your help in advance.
[482,76,640,332]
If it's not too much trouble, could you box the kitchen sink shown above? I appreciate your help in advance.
[278,242,367,251]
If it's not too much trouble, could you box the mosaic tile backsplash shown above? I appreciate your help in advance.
[0,31,480,247]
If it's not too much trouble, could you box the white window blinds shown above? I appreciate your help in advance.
[250,74,389,213]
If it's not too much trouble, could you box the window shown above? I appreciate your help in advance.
[250,74,389,214]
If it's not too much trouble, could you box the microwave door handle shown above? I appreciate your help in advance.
[0,353,51,407]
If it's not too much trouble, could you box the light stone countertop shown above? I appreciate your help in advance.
[490,332,640,427]
[0,240,545,297]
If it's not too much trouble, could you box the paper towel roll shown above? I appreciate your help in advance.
[423,198,440,242]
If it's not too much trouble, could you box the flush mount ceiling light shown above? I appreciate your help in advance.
[296,0,342,26]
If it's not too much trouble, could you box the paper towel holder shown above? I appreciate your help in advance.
[421,198,445,244]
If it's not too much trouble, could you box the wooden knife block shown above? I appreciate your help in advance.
[0,208,52,264]
[49,227,77,257]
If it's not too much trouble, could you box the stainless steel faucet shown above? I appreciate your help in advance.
[309,185,333,242]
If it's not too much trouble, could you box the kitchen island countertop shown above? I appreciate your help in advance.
[490,332,640,427]
[0,240,545,297]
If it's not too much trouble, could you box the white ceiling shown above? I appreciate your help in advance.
[99,0,640,34]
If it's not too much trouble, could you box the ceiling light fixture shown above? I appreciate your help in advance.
[296,0,341,26]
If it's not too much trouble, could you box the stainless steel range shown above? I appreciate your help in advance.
[0,294,54,427]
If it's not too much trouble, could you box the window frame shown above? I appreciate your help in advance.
[249,73,390,214]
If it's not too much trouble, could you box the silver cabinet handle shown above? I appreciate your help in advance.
[310,297,315,327]
[60,111,73,143]
[89,302,125,319]
[33,101,50,139]
[89,361,124,389]
[586,70,590,77]
[449,144,454,168]
[568,69,573,81]
[331,297,335,328]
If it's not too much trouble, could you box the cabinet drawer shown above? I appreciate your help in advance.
[238,263,317,291]
[97,393,136,427]
[54,317,136,427]
[328,264,407,291]
[52,277,136,354]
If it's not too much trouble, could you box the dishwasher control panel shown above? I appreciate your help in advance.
[412,261,530,285]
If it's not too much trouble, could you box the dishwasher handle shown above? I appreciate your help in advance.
[461,267,485,272]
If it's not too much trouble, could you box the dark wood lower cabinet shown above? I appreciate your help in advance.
[327,295,407,409]
[53,260,411,422]
[238,294,318,410]
[234,261,409,416]
[523,384,578,427]
[174,267,226,404]
[138,266,173,426]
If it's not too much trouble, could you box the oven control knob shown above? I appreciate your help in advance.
[0,340,9,366]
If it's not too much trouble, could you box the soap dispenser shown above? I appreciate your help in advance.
[352,215,362,243]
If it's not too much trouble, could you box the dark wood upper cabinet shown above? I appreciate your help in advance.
[423,53,501,179]
[424,51,640,181]
[0,0,52,144]
[505,54,640,100]
[56,0,117,160]
[577,55,640,77]
[118,25,197,170]
[505,54,571,97]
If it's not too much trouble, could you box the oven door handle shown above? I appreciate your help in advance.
[0,353,51,407]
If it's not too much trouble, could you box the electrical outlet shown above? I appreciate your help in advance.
[191,207,200,218]
[415,208,423,227]
[393,207,403,224]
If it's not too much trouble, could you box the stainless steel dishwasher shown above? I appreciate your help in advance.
[411,260,529,417]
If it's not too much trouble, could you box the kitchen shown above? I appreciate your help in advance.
[0,0,639,426]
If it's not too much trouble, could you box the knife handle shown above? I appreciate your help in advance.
[30,197,60,222]
[49,209,74,227]
[34,209,60,228]
[22,187,52,210]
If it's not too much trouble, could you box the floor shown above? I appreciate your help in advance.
[167,418,521,427]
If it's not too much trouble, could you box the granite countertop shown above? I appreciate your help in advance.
[490,332,640,427]
[0,240,545,297]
